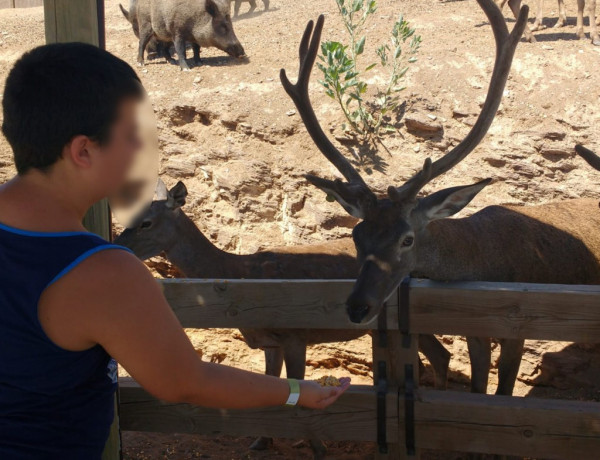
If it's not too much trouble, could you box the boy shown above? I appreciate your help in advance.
[0,43,349,459]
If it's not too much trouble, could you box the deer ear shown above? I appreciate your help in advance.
[155,178,168,201]
[306,174,368,219]
[205,0,218,17]
[167,181,188,209]
[414,179,491,223]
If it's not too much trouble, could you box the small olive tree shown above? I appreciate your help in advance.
[317,0,421,142]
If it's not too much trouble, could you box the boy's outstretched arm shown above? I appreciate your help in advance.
[38,249,349,409]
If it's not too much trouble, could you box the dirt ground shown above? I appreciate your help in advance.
[1,0,600,458]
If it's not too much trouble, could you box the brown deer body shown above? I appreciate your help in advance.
[414,200,600,393]
[498,0,599,45]
[280,1,600,397]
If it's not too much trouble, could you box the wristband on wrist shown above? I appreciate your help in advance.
[285,378,300,406]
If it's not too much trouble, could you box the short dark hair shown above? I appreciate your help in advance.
[1,42,144,175]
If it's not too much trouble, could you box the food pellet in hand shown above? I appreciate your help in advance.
[317,375,341,387]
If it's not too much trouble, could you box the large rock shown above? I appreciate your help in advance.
[405,112,444,134]
[162,157,197,178]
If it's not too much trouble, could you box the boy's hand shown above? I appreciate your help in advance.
[298,378,351,409]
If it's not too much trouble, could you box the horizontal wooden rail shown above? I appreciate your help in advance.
[119,380,600,459]
[414,389,600,459]
[119,379,399,443]
[160,279,397,330]
[159,278,600,341]
[409,279,600,342]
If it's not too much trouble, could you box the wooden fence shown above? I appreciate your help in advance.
[119,279,600,459]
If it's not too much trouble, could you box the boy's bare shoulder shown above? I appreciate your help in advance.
[63,248,156,293]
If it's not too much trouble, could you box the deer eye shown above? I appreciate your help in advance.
[401,236,414,247]
[140,220,152,229]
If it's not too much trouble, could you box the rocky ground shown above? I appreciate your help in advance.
[1,0,600,458]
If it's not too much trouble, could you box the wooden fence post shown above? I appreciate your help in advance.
[43,1,118,459]
[373,279,420,459]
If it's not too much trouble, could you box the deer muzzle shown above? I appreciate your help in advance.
[346,259,388,324]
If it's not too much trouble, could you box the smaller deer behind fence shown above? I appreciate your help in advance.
[115,179,380,459]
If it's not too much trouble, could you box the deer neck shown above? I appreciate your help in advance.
[164,210,237,278]
[413,217,487,281]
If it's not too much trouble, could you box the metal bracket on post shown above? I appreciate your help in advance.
[399,276,416,456]
[399,276,411,349]
[404,364,416,456]
[376,302,388,454]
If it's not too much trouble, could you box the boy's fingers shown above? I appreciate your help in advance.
[318,381,351,407]
[316,393,341,408]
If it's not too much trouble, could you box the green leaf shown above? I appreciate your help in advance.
[355,36,366,55]
[365,63,377,71]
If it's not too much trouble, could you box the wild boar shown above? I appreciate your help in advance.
[121,0,201,66]
[138,0,245,71]
[232,0,270,17]
[119,2,168,61]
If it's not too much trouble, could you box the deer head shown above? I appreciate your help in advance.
[114,179,188,260]
[280,1,528,324]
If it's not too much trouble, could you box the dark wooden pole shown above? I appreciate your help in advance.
[43,1,119,458]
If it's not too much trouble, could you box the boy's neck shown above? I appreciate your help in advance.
[0,171,94,232]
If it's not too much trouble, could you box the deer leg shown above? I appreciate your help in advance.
[249,348,283,451]
[576,0,586,38]
[495,338,525,395]
[233,0,241,17]
[554,0,568,27]
[531,0,545,31]
[248,0,257,14]
[588,0,600,45]
[283,340,327,460]
[418,334,450,390]
[507,0,537,42]
[263,0,270,10]
[173,35,190,71]
[466,337,491,394]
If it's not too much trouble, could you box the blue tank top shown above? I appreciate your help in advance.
[0,222,129,459]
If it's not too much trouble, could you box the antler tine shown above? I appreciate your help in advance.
[391,0,528,202]
[388,158,432,202]
[280,15,370,189]
[575,144,600,172]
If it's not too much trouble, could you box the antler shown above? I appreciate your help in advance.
[280,16,377,218]
[575,144,600,172]
[391,0,528,202]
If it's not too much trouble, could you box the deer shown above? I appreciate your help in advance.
[497,0,599,45]
[232,0,269,17]
[280,0,600,398]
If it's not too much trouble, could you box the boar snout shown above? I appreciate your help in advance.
[225,43,246,58]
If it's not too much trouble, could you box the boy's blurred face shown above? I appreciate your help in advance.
[91,98,143,196]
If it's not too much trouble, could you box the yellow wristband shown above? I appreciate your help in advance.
[285,378,300,406]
